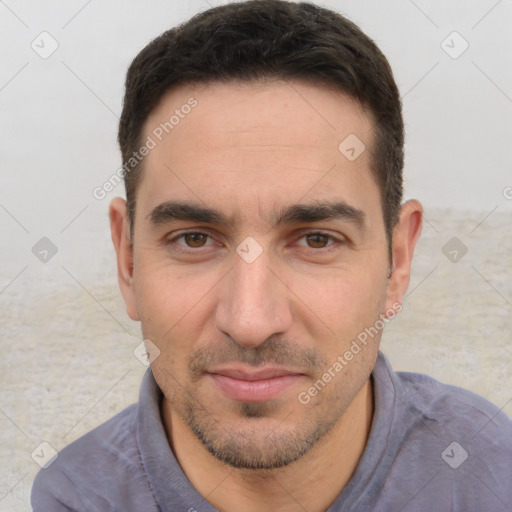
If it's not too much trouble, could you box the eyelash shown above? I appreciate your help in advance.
[166,230,345,254]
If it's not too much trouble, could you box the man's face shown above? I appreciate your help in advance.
[121,80,398,469]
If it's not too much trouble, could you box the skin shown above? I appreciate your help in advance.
[110,80,422,512]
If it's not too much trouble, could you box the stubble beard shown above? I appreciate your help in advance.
[176,385,348,470]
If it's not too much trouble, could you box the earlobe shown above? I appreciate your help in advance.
[109,197,140,321]
[385,200,423,312]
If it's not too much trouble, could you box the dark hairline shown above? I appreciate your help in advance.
[119,0,405,255]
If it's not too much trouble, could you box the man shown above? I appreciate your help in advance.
[31,1,512,510]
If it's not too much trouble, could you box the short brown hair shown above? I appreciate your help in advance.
[118,0,404,245]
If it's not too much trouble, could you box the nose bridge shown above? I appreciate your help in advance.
[233,253,273,312]
[215,248,292,347]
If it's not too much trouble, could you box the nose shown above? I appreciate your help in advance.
[215,249,293,348]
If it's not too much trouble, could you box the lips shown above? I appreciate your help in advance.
[207,365,305,402]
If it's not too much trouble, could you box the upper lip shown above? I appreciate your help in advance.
[207,365,303,381]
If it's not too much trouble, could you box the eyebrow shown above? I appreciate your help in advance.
[272,201,365,228]
[148,202,229,226]
[147,200,366,229]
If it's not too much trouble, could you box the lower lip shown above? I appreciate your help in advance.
[209,374,304,402]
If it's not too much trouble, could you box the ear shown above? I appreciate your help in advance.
[109,197,139,321]
[385,200,423,314]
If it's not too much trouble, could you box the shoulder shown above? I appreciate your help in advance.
[387,363,512,508]
[374,353,512,435]
[358,354,512,510]
[30,403,155,512]
[372,354,512,467]
[395,368,512,439]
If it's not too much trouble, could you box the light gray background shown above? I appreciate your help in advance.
[1,0,511,510]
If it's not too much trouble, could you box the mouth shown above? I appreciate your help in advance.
[206,365,306,402]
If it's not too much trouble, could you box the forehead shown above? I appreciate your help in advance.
[136,80,380,228]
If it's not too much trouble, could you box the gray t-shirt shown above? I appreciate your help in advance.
[31,352,512,511]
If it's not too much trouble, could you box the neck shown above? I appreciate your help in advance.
[162,378,374,512]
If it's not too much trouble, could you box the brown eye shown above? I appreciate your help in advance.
[184,233,208,247]
[306,233,330,248]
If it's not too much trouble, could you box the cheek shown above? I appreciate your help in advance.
[134,267,209,392]
[132,259,215,352]
[291,262,388,343]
